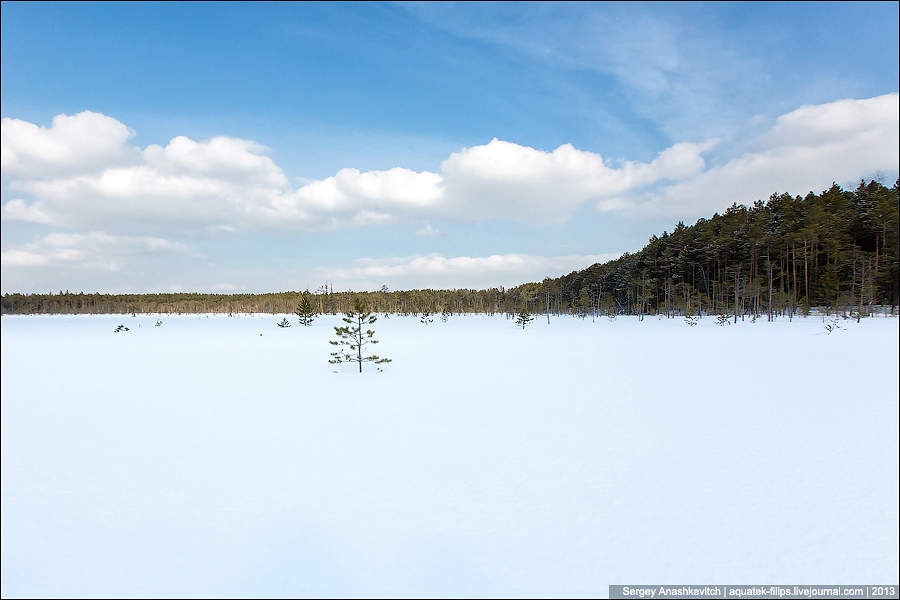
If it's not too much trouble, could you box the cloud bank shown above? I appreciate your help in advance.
[318,252,623,291]
[2,111,715,232]
[1,232,184,271]
[3,94,896,236]
[619,93,900,218]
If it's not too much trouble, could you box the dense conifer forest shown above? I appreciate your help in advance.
[3,179,898,318]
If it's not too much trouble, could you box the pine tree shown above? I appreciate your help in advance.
[276,317,291,328]
[420,310,433,325]
[295,291,317,326]
[329,298,391,373]
[515,308,534,329]
[440,307,452,322]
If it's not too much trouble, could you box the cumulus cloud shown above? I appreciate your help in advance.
[1,111,713,231]
[1,198,54,224]
[319,252,623,290]
[1,231,184,271]
[620,93,900,218]
[439,138,715,223]
[265,166,443,228]
[1,111,139,178]
[142,136,287,187]
[2,94,896,235]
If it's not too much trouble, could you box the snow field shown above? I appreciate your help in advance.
[1,313,898,597]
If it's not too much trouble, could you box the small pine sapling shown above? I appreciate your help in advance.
[824,316,841,334]
[329,298,391,373]
[114,324,130,333]
[420,310,434,325]
[276,318,292,328]
[515,308,534,329]
[440,307,452,322]
[295,292,317,326]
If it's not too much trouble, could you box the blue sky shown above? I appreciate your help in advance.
[2,1,898,293]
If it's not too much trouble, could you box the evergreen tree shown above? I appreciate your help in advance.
[329,298,391,373]
[276,317,291,328]
[295,291,317,326]
[420,310,433,325]
[440,307,452,322]
[515,308,534,329]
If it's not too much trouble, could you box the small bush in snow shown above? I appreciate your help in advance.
[515,309,534,329]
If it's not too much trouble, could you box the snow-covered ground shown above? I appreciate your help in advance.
[2,313,898,598]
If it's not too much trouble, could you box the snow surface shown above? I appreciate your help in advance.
[1,313,898,598]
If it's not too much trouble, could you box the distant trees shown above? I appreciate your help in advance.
[295,292,317,326]
[329,298,391,373]
[4,179,897,318]
[520,179,899,320]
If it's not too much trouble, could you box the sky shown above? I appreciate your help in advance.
[1,1,898,293]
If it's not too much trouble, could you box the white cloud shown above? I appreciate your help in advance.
[2,94,896,235]
[760,93,898,150]
[415,223,444,237]
[1,198,54,224]
[620,93,900,218]
[439,138,713,223]
[319,252,623,290]
[208,224,238,233]
[1,111,139,179]
[1,111,712,231]
[1,232,184,271]
[142,136,287,187]
[269,166,443,227]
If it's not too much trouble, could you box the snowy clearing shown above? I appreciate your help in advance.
[1,313,898,597]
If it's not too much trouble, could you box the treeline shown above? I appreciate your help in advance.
[2,179,898,318]
[0,288,523,316]
[508,179,899,319]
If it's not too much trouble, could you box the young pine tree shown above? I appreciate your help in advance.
[295,291,317,326]
[515,308,534,329]
[420,310,433,325]
[329,298,391,373]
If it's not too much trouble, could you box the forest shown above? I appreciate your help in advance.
[3,179,898,319]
